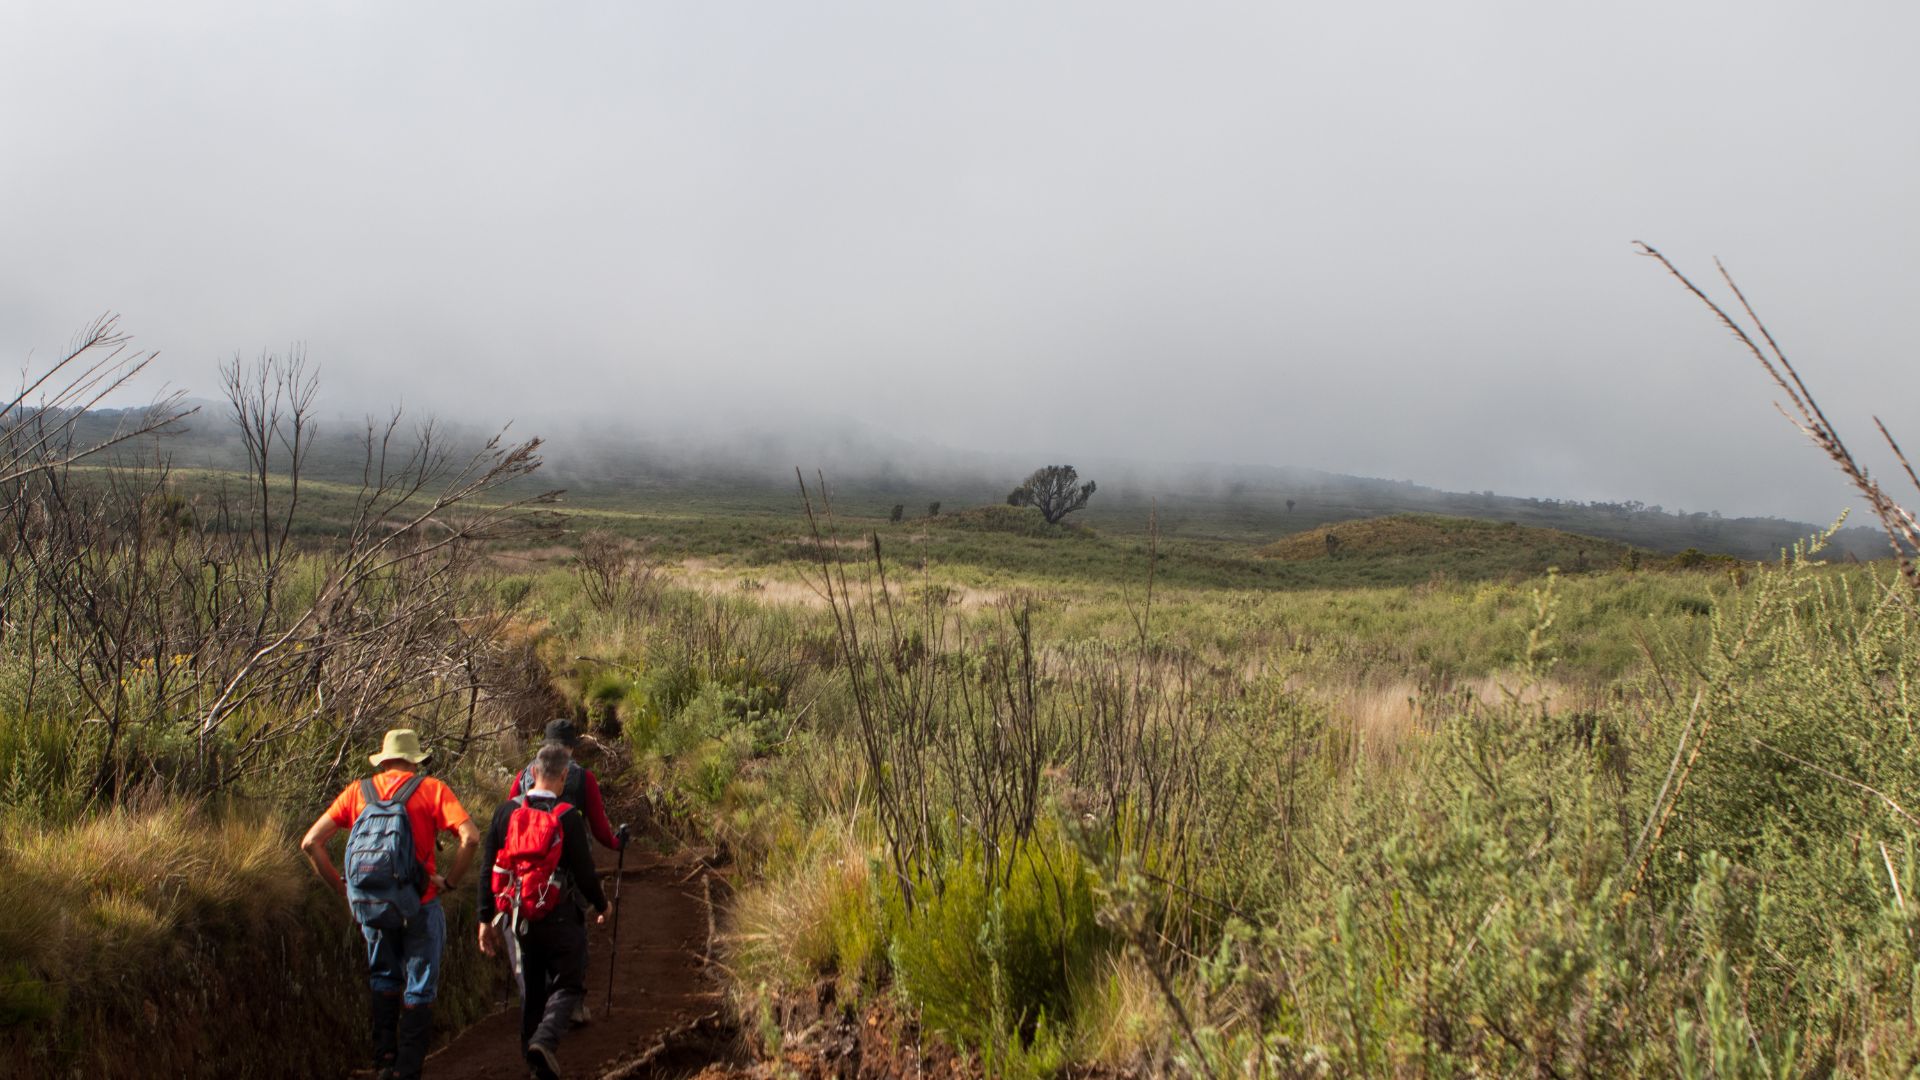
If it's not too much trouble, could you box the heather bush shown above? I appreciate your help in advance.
[884,823,1103,1071]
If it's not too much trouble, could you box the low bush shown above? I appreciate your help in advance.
[884,824,1103,1071]
[937,504,1097,539]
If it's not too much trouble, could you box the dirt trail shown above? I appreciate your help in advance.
[424,850,727,1080]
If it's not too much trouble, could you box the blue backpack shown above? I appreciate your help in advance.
[344,774,428,930]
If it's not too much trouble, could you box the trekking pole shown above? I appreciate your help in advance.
[604,823,631,1014]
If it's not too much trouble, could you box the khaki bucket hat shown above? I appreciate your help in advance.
[369,728,433,767]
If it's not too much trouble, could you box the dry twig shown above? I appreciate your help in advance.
[1636,242,1920,594]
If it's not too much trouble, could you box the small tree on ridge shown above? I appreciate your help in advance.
[1007,465,1097,525]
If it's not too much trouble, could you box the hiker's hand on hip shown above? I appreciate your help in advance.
[430,872,450,893]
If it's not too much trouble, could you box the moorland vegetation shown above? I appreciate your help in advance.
[5,256,1920,1077]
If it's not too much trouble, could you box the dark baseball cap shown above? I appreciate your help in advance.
[543,717,580,746]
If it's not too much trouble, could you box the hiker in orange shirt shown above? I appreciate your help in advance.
[301,729,482,1080]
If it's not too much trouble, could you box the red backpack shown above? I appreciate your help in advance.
[490,796,575,930]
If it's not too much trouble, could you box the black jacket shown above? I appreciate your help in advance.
[478,792,608,921]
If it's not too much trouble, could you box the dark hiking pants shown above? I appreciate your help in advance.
[519,911,590,1050]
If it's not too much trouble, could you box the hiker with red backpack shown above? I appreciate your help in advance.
[300,728,481,1080]
[506,718,625,1026]
[478,742,610,1080]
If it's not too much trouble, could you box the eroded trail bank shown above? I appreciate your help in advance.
[418,850,730,1080]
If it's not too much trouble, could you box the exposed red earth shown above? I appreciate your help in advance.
[416,850,728,1080]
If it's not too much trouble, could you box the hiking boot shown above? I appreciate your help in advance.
[569,1000,591,1026]
[392,1003,433,1080]
[370,991,402,1078]
[526,1040,562,1080]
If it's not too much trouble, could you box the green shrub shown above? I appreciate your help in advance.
[886,823,1102,1068]
[496,576,535,608]
[691,732,748,804]
[0,716,87,824]
[584,671,629,708]
[642,648,704,723]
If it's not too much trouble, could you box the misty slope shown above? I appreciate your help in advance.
[76,406,1884,562]
[536,426,1881,561]
[475,408,1879,560]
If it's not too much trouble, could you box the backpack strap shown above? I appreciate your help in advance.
[360,777,378,806]
[382,773,430,890]
[547,802,577,896]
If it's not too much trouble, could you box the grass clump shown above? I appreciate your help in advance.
[0,805,302,1071]
[729,823,885,1004]
[0,804,303,974]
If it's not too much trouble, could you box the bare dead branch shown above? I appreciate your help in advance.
[1637,242,1920,594]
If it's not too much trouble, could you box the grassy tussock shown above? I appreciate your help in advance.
[0,799,504,1076]
[1071,953,1175,1070]
[728,822,882,1006]
[1311,672,1595,767]
[0,804,303,998]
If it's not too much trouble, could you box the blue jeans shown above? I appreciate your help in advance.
[362,899,446,1006]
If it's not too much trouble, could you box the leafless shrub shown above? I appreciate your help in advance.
[574,527,658,613]
[0,313,190,486]
[797,470,1225,913]
[0,328,561,806]
[797,472,943,904]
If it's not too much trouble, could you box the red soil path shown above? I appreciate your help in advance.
[424,850,724,1080]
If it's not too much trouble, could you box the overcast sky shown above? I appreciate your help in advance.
[4,2,1915,521]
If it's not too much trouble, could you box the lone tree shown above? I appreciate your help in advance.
[1007,465,1097,525]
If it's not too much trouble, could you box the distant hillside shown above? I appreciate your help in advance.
[1262,515,1633,577]
[546,442,1883,562]
[66,404,1888,563]
[1121,476,1879,562]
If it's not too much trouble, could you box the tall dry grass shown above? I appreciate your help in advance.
[1301,672,1599,769]
[0,796,505,1077]
[726,820,882,1003]
[0,804,303,1007]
